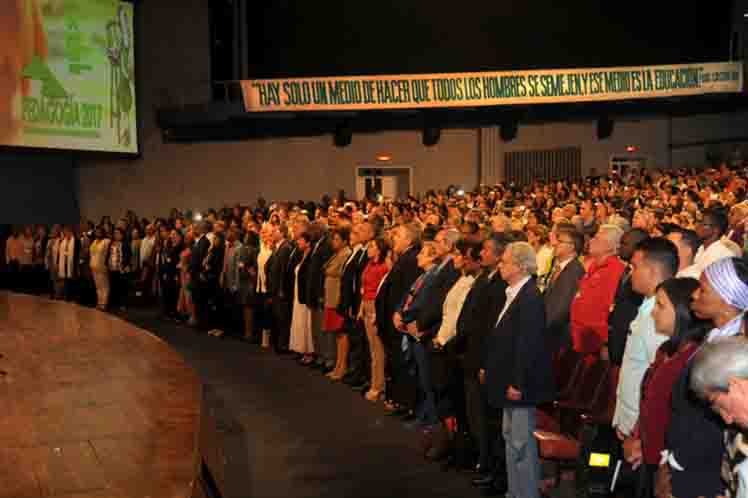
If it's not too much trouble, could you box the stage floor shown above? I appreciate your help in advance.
[0,292,200,498]
[122,307,577,498]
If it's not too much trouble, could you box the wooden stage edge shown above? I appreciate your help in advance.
[0,291,203,498]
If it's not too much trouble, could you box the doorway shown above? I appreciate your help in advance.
[355,166,413,201]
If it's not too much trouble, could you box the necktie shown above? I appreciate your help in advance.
[403,273,427,312]
[548,262,562,288]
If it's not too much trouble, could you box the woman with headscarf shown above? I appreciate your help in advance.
[658,257,748,498]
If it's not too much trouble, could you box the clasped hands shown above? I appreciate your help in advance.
[392,312,424,340]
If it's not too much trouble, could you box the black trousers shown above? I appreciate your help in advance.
[383,331,417,408]
[272,297,292,351]
[254,292,273,335]
[346,315,370,380]
[5,261,19,291]
[32,265,48,295]
[18,264,34,294]
[192,276,219,330]
[464,371,502,471]
[77,273,96,307]
[160,273,179,318]
[109,271,127,308]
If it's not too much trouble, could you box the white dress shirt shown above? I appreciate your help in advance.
[693,239,734,275]
[675,263,701,279]
[435,275,476,346]
[495,275,531,326]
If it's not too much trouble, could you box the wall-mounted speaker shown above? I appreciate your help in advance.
[597,116,615,140]
[334,122,352,147]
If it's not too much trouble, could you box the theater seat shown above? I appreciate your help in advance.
[534,430,581,461]
[536,407,561,432]
[553,349,583,402]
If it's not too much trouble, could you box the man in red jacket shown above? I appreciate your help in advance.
[570,224,626,356]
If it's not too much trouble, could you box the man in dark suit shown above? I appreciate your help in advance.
[382,223,422,413]
[456,235,508,482]
[413,229,461,334]
[394,241,443,428]
[607,228,648,365]
[305,222,334,369]
[339,223,371,388]
[481,242,554,498]
[543,226,586,352]
[189,221,212,329]
[266,222,294,353]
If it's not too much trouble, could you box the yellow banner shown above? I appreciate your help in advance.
[241,61,743,112]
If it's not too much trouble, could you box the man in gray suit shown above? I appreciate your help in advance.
[543,226,586,352]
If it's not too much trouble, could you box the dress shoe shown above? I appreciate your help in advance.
[471,474,495,488]
[400,410,416,421]
[480,476,508,496]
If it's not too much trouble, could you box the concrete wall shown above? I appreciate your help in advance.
[0,152,79,225]
[77,129,479,220]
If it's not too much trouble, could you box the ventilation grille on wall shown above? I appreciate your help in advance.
[505,147,581,186]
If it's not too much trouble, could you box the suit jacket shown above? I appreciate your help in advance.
[666,362,726,498]
[295,252,312,306]
[608,268,644,366]
[337,246,365,317]
[397,265,440,325]
[351,248,369,315]
[374,270,396,340]
[543,258,585,351]
[323,247,351,309]
[305,235,333,310]
[482,278,555,408]
[387,245,422,317]
[158,243,182,281]
[283,242,300,302]
[266,239,292,300]
[415,258,461,334]
[189,235,211,279]
[455,269,507,374]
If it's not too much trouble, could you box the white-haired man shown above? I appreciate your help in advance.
[691,337,748,498]
[569,225,626,355]
[480,242,555,498]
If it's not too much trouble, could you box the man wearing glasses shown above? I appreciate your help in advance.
[543,226,585,352]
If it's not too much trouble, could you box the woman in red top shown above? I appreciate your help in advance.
[623,277,708,498]
[359,238,391,402]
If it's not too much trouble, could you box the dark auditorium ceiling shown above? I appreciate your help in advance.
[160,1,745,142]
[243,1,731,77]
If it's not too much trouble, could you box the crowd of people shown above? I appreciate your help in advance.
[6,163,748,498]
